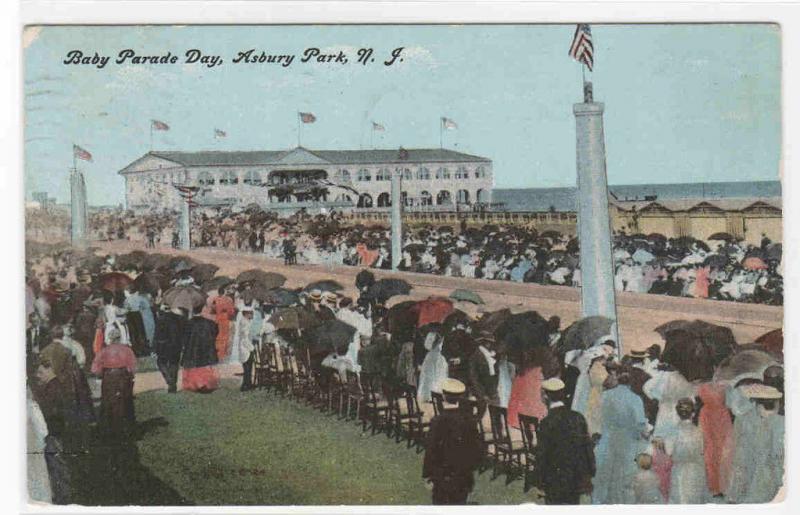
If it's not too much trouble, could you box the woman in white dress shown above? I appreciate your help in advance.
[417,332,448,404]
[667,398,708,504]
[644,367,696,442]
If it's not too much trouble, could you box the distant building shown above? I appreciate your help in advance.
[118,146,493,214]
[30,191,56,210]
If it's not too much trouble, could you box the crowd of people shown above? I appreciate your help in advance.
[25,240,785,505]
[81,207,785,306]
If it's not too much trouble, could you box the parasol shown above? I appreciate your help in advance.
[713,349,779,383]
[703,254,728,268]
[754,328,783,360]
[191,263,220,285]
[236,269,287,289]
[449,289,484,305]
[97,272,133,292]
[133,271,169,297]
[201,276,234,293]
[162,285,207,313]
[558,316,615,353]
[743,256,768,271]
[412,296,455,328]
[269,306,321,330]
[303,280,344,293]
[366,278,412,304]
[306,319,356,354]
[355,269,375,291]
[708,232,734,242]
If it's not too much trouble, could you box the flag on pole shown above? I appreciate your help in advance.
[73,144,93,162]
[151,119,170,131]
[441,117,457,130]
[299,112,317,123]
[214,128,227,138]
[569,24,594,71]
[372,121,385,131]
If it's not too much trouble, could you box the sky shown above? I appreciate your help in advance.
[23,24,781,204]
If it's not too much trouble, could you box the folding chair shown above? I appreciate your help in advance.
[431,391,445,416]
[360,373,390,434]
[488,405,526,483]
[517,414,539,492]
[344,370,364,421]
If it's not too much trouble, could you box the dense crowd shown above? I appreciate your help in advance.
[26,241,784,505]
[84,207,784,306]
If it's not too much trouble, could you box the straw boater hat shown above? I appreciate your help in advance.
[322,291,338,303]
[741,383,782,400]
[309,289,322,302]
[541,377,566,392]
[441,378,466,396]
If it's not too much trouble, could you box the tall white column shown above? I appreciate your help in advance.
[390,169,403,271]
[179,198,191,250]
[574,100,620,351]
[69,169,87,248]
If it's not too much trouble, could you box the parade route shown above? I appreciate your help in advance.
[97,241,782,352]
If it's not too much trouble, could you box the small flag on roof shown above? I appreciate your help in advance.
[372,121,385,131]
[151,119,170,131]
[441,117,457,130]
[569,24,594,71]
[73,144,93,162]
[214,128,227,138]
[299,112,317,123]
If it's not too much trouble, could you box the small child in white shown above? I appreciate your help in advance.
[633,453,666,504]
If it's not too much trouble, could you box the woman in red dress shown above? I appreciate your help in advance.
[211,289,235,361]
[697,381,734,496]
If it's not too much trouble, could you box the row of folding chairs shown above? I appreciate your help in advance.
[248,340,542,491]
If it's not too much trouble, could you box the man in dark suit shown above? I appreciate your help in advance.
[153,306,186,393]
[467,337,499,418]
[533,378,596,505]
[423,378,485,505]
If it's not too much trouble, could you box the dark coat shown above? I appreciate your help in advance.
[181,316,219,369]
[423,407,484,488]
[467,348,498,401]
[534,405,596,496]
[153,311,186,363]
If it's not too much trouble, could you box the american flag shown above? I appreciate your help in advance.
[441,117,457,130]
[372,121,385,131]
[73,144,93,162]
[151,119,170,131]
[214,128,227,138]
[299,112,316,123]
[569,24,594,71]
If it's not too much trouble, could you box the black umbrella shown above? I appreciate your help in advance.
[303,280,344,293]
[647,233,667,243]
[766,243,782,262]
[703,254,729,268]
[385,300,418,340]
[236,269,287,289]
[241,284,275,304]
[307,319,357,354]
[441,309,472,334]
[263,288,300,307]
[713,349,779,383]
[708,232,734,242]
[656,320,737,381]
[355,269,375,291]
[201,275,234,293]
[366,278,412,304]
[498,317,550,358]
[133,271,169,297]
[270,306,321,330]
[540,230,562,239]
[191,263,220,285]
[168,256,198,273]
[558,316,615,353]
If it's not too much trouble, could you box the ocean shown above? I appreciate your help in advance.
[493,180,782,212]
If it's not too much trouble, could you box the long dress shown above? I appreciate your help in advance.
[27,392,52,503]
[592,385,648,505]
[212,295,235,360]
[585,359,609,435]
[697,382,733,496]
[124,292,155,345]
[667,420,708,504]
[644,370,696,441]
[91,343,137,435]
[507,366,547,429]
[496,358,515,409]
[181,316,220,392]
[417,341,449,403]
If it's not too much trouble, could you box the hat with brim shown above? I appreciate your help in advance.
[441,378,466,396]
[542,377,566,392]
[309,289,322,301]
[630,350,647,358]
[741,383,782,400]
[322,291,338,302]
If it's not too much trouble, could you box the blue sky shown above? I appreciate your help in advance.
[23,24,780,204]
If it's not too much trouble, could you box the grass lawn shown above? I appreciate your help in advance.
[134,379,539,505]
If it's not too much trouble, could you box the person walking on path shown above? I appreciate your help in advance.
[153,306,186,393]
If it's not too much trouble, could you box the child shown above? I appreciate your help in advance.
[633,453,665,504]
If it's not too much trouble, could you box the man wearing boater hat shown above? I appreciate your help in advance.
[422,378,484,505]
[533,377,596,504]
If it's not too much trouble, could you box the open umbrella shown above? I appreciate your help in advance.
[743,256,768,270]
[97,272,133,292]
[766,243,782,262]
[201,275,234,293]
[366,278,412,304]
[703,254,729,268]
[241,284,275,304]
[162,285,207,313]
[708,232,734,242]
[263,288,300,307]
[656,320,737,381]
[713,349,779,383]
[191,263,220,285]
[306,319,357,354]
[115,250,148,271]
[143,253,173,271]
[647,233,667,243]
[632,248,656,264]
[169,256,198,273]
[412,297,455,328]
[355,269,375,291]
[133,271,169,297]
[475,308,512,336]
[303,280,344,293]
[270,306,320,330]
[540,230,562,239]
[497,317,550,356]
[449,289,484,305]
[754,328,783,360]
[558,316,615,353]
[236,269,287,289]
[441,309,472,334]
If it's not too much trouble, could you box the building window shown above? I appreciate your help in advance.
[377,192,391,207]
[243,170,262,185]
[219,171,239,185]
[420,191,432,206]
[357,193,373,208]
[437,190,452,205]
[357,169,372,182]
[416,167,431,180]
[456,189,470,204]
[198,171,215,185]
[337,169,351,182]
[376,168,391,181]
[435,167,450,180]
[397,168,412,180]
[475,166,486,179]
[455,166,468,179]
